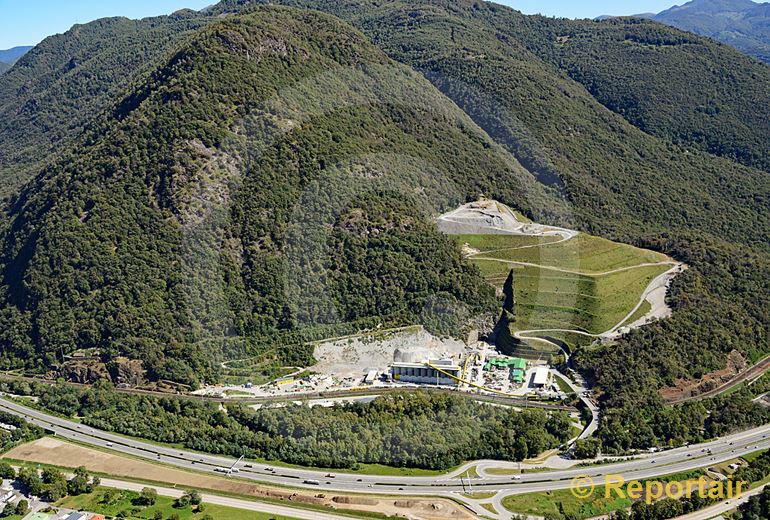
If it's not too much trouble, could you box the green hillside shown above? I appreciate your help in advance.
[208,0,770,450]
[205,1,769,251]
[525,15,770,173]
[0,12,210,197]
[0,7,564,385]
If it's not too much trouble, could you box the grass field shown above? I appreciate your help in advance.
[483,467,520,475]
[502,471,710,519]
[501,486,632,518]
[553,374,574,394]
[455,234,562,251]
[465,233,668,274]
[457,233,670,335]
[621,300,652,327]
[57,488,293,520]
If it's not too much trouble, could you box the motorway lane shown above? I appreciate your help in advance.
[2,397,770,496]
[672,483,767,520]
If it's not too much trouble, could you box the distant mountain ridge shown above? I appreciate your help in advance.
[0,46,33,75]
[599,0,770,63]
[0,46,33,65]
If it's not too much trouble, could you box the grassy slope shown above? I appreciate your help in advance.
[460,234,669,334]
[57,488,295,520]
[471,233,669,274]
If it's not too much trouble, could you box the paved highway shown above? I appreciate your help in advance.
[2,397,770,500]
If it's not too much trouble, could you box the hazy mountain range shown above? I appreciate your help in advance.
[0,46,33,74]
[599,0,770,63]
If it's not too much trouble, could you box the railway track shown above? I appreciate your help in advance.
[0,372,575,411]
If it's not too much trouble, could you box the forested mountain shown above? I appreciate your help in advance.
[209,0,770,449]
[0,63,10,76]
[647,0,770,64]
[0,14,209,196]
[0,6,557,385]
[0,0,767,450]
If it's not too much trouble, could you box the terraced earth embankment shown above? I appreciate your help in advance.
[439,201,684,356]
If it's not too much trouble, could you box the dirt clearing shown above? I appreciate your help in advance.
[312,325,467,379]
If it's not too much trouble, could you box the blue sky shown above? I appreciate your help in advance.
[501,1,680,19]
[0,0,683,49]
[0,0,212,49]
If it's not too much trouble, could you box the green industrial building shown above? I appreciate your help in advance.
[484,357,527,383]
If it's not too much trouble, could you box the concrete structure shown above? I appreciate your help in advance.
[363,370,378,384]
[532,366,550,387]
[391,359,460,386]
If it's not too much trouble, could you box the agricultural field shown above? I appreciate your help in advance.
[456,233,672,335]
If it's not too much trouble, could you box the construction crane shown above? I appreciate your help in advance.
[228,454,244,476]
[215,455,245,476]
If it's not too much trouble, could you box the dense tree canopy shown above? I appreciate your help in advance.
[22,381,571,469]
